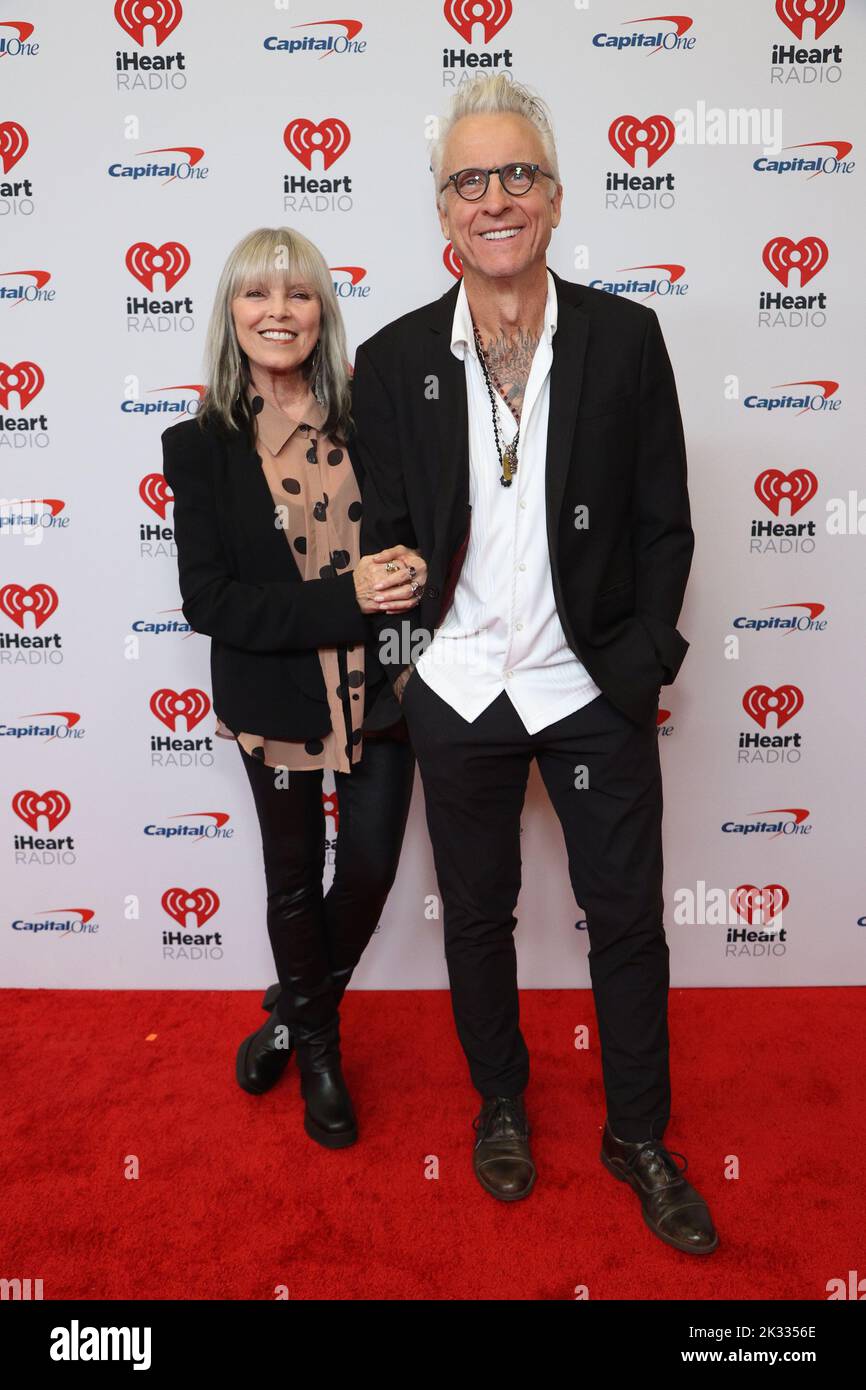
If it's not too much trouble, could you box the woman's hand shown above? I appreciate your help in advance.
[353,546,428,615]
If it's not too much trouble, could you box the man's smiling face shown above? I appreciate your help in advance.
[436,112,562,283]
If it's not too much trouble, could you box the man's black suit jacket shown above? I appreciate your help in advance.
[161,410,401,741]
[352,267,695,727]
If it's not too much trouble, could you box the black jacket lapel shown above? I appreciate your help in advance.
[423,280,470,548]
[545,270,590,568]
[223,428,303,580]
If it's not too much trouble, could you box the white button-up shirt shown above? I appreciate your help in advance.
[413,268,602,734]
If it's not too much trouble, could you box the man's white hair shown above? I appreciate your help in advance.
[429,74,561,206]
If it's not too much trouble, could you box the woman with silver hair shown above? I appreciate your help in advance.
[161,227,426,1149]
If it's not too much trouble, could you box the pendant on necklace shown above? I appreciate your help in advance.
[500,441,518,486]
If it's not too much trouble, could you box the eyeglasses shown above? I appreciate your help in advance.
[439,162,557,201]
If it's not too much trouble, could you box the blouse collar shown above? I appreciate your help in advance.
[246,380,326,454]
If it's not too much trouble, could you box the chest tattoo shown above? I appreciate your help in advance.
[478,327,540,419]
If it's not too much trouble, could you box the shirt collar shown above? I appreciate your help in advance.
[451,265,558,361]
[246,381,326,454]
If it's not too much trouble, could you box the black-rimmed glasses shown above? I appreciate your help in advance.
[439,162,557,201]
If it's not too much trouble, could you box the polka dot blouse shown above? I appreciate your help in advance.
[214,382,366,773]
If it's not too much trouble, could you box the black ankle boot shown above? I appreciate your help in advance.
[294,1012,357,1149]
[268,970,352,1011]
[235,987,294,1095]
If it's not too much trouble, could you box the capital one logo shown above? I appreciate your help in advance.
[114,0,183,46]
[140,473,174,519]
[283,118,350,171]
[730,883,789,925]
[0,120,28,174]
[608,114,675,168]
[610,263,687,298]
[12,789,71,831]
[762,236,828,287]
[330,266,367,297]
[0,361,43,408]
[126,241,190,291]
[161,886,219,928]
[444,0,512,43]
[743,684,804,729]
[0,583,58,629]
[775,0,844,41]
[150,687,210,731]
[755,469,818,515]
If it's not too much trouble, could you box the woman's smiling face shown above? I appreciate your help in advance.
[232,278,322,373]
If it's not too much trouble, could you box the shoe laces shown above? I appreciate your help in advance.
[622,1138,688,1180]
[473,1096,527,1143]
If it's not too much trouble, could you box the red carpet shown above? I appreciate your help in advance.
[1,987,861,1301]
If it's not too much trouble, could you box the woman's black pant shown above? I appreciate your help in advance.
[238,734,415,1030]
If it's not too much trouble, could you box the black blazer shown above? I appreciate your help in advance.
[160,404,402,741]
[353,268,695,727]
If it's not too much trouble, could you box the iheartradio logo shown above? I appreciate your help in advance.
[161,886,219,929]
[150,687,210,732]
[676,880,790,937]
[762,235,828,287]
[608,114,675,168]
[443,242,463,278]
[115,0,184,47]
[730,883,789,927]
[283,117,350,171]
[140,473,174,519]
[775,0,844,41]
[126,241,190,290]
[742,684,804,729]
[13,789,71,832]
[0,119,28,174]
[322,789,339,833]
[0,583,58,630]
[443,0,512,43]
[754,469,818,516]
[0,361,43,410]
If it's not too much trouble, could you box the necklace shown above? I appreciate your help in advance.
[472,319,520,488]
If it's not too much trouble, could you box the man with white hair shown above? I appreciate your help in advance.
[353,75,716,1255]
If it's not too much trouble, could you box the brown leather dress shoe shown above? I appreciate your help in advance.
[600,1119,719,1254]
[472,1095,536,1201]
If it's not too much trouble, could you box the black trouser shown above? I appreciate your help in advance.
[401,676,669,1144]
[238,734,415,1030]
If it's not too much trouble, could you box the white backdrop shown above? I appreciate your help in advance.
[2,0,864,993]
